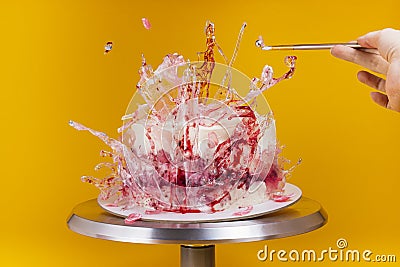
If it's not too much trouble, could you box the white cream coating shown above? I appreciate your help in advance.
[126,116,243,158]
[123,113,277,212]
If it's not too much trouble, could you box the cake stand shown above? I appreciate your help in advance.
[67,197,327,267]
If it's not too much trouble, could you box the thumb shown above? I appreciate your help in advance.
[358,28,400,62]
[357,30,381,48]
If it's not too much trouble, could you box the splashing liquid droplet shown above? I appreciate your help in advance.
[255,35,265,48]
[104,41,113,54]
[232,205,253,216]
[283,56,297,79]
[284,56,297,68]
[142,18,151,30]
[100,150,113,157]
[124,213,142,224]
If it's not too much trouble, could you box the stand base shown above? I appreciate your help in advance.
[181,245,215,267]
[67,197,327,266]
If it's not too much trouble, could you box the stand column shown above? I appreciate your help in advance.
[180,245,215,267]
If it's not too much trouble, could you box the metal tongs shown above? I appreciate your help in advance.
[260,42,378,54]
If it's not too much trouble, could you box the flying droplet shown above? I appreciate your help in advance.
[142,18,151,30]
[255,36,265,48]
[104,41,113,54]
[284,56,297,68]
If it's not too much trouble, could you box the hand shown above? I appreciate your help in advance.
[331,28,400,112]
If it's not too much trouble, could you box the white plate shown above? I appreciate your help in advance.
[98,183,302,223]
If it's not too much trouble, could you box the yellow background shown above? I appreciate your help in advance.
[1,0,399,266]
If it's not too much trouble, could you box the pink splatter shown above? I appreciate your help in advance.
[272,193,293,202]
[142,18,151,30]
[232,206,253,216]
[124,213,142,224]
[105,203,118,207]
[207,131,219,148]
[145,209,162,215]
[71,22,298,215]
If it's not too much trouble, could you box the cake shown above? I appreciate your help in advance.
[70,21,299,220]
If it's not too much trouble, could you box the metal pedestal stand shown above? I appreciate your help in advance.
[67,197,327,267]
[181,245,215,267]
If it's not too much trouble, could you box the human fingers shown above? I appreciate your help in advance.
[357,71,386,92]
[358,28,400,62]
[370,92,389,108]
[357,30,381,48]
[331,45,389,74]
[385,60,400,112]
